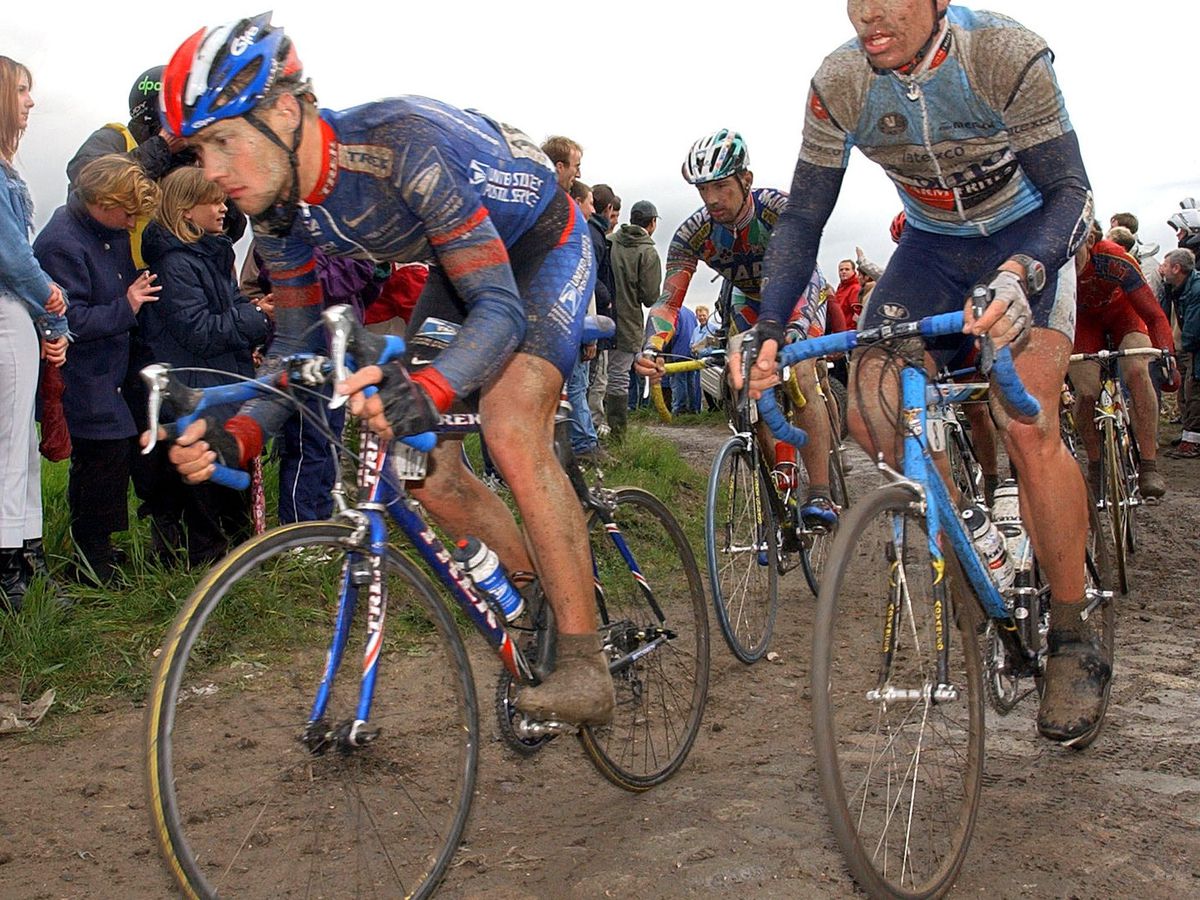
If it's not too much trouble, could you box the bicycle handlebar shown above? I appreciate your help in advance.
[755,309,1042,447]
[1068,346,1172,363]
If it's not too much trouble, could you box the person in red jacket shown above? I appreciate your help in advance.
[1069,227,1179,499]
[833,259,861,330]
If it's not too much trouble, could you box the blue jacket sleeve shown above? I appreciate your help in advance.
[34,242,135,341]
[0,174,68,338]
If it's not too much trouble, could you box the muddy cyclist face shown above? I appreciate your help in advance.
[697,173,751,226]
[188,111,294,218]
[847,0,948,70]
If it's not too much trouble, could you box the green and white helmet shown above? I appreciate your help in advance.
[682,129,749,185]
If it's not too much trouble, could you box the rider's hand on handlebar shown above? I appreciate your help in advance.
[150,418,221,485]
[339,362,440,441]
[634,346,666,382]
[1157,353,1182,393]
[728,320,784,399]
[963,269,1031,350]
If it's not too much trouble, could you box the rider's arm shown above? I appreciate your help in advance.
[1125,282,1175,352]
[1001,53,1093,270]
[643,219,700,351]
[759,159,844,329]
[398,123,526,405]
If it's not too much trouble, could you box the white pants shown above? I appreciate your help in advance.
[0,296,42,547]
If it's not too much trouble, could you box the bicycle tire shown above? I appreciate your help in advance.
[579,487,710,790]
[146,522,479,900]
[1121,421,1141,556]
[1100,419,1131,594]
[812,484,984,899]
[704,435,779,663]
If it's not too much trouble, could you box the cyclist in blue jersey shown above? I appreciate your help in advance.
[637,129,839,527]
[155,14,612,725]
[737,1,1103,745]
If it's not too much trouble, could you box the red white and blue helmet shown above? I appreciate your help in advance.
[161,13,304,137]
[682,129,750,185]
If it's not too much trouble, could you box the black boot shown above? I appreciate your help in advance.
[1,547,31,613]
[604,395,628,443]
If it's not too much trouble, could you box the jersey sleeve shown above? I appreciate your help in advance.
[643,220,700,350]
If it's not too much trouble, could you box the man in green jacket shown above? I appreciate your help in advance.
[606,200,662,439]
[1162,248,1200,458]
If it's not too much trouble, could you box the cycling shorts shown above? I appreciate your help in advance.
[406,190,594,384]
[1073,299,1149,355]
[859,214,1076,366]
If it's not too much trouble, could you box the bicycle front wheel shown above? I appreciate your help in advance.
[1100,419,1131,594]
[580,487,710,790]
[812,485,984,899]
[146,522,479,900]
[705,435,779,663]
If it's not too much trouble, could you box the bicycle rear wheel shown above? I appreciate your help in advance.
[580,487,710,790]
[812,484,984,899]
[705,435,779,663]
[146,522,479,900]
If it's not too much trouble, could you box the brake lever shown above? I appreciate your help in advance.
[971,285,995,376]
[140,364,170,454]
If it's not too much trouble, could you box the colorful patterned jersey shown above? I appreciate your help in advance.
[1077,239,1173,349]
[644,188,828,348]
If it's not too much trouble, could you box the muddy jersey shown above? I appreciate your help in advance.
[644,188,827,348]
[802,6,1070,236]
[249,97,590,434]
[761,5,1092,329]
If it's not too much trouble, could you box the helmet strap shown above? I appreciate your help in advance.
[245,100,306,237]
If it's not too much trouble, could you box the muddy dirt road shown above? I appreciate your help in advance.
[1,420,1197,898]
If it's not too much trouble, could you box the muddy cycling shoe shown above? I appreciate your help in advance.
[800,494,839,531]
[515,632,615,726]
[1037,604,1112,745]
[1138,465,1166,499]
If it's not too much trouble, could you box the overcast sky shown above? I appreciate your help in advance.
[5,1,1197,309]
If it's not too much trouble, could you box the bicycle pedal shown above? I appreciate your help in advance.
[514,717,577,739]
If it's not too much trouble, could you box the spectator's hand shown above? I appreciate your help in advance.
[41,336,68,367]
[45,283,66,316]
[963,270,1031,350]
[127,270,161,313]
[256,292,276,321]
[582,341,597,362]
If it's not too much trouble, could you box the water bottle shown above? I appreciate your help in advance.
[961,505,1014,593]
[991,479,1032,578]
[453,537,525,622]
[773,440,799,492]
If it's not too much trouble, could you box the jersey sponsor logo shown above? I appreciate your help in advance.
[877,112,908,136]
[879,302,910,320]
[468,160,545,207]
[439,412,481,427]
[417,317,461,343]
[903,144,966,165]
[339,144,394,179]
[938,120,997,133]
[1007,112,1062,136]
[902,183,957,210]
